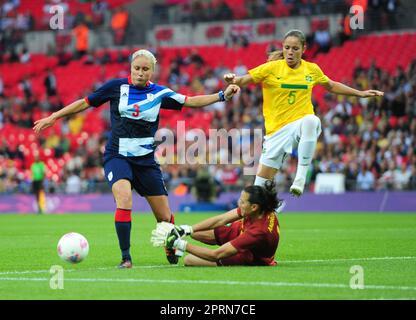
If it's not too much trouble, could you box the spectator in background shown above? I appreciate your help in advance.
[0,103,4,129]
[367,0,385,31]
[192,167,216,203]
[111,6,129,45]
[394,163,411,190]
[356,163,375,191]
[216,0,233,20]
[57,47,71,66]
[20,46,31,63]
[314,26,331,55]
[19,75,32,98]
[408,165,416,190]
[185,48,204,68]
[72,21,89,59]
[0,76,4,97]
[8,47,20,63]
[385,0,399,30]
[31,153,46,214]
[44,69,57,97]
[343,161,358,190]
[91,0,108,26]
[233,59,247,77]
[66,170,83,194]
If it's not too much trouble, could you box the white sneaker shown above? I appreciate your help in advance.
[289,178,305,197]
[275,200,286,214]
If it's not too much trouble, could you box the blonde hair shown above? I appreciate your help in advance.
[131,49,157,69]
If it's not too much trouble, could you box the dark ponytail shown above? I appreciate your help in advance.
[244,180,280,214]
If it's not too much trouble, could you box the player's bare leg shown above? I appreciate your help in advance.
[184,254,217,266]
[146,195,178,264]
[145,195,172,222]
[113,179,133,209]
[255,164,278,183]
[254,164,285,212]
[290,115,321,197]
[191,230,217,245]
[112,179,133,268]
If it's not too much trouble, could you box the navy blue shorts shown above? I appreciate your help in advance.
[103,156,168,196]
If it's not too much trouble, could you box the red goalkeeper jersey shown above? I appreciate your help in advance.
[215,211,280,266]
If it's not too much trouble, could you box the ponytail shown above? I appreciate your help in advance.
[267,50,284,62]
[244,180,279,214]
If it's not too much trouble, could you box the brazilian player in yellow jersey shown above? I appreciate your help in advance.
[224,30,384,197]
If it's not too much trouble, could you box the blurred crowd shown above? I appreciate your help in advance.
[160,49,416,195]
[1,42,415,196]
[314,58,416,192]
[0,0,130,64]
[153,0,401,29]
[0,0,414,198]
[153,0,350,24]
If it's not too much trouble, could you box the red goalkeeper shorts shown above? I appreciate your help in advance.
[214,221,254,266]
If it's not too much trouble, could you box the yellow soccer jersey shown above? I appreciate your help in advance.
[248,59,329,135]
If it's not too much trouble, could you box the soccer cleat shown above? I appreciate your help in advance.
[118,259,133,269]
[165,247,179,265]
[289,178,305,197]
[275,200,286,214]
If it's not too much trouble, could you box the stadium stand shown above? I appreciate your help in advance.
[1,0,414,196]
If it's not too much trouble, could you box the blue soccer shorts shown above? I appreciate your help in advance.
[103,156,168,196]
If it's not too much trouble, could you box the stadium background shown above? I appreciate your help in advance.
[0,0,415,213]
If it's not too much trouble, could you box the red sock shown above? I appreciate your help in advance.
[170,214,175,224]
[115,208,132,260]
[115,208,132,222]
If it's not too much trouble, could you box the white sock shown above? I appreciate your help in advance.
[294,115,320,183]
[254,176,269,187]
[294,140,316,182]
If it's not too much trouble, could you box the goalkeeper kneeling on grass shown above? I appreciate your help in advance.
[151,180,282,266]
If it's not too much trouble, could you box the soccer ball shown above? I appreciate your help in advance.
[57,232,89,263]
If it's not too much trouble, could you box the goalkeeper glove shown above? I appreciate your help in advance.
[151,222,175,247]
[173,238,187,252]
[174,224,193,237]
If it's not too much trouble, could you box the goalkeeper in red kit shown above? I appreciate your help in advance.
[151,180,282,266]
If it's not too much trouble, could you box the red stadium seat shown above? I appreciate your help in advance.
[155,28,174,42]
[257,22,276,36]
[206,25,224,39]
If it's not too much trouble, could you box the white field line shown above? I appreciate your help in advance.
[0,264,177,275]
[0,256,414,276]
[379,190,389,212]
[282,256,416,264]
[0,277,416,292]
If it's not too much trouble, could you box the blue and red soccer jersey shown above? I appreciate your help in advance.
[85,76,186,196]
[85,76,186,163]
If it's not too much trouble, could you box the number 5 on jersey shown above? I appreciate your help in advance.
[288,91,296,105]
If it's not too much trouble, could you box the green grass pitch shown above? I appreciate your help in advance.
[0,212,415,300]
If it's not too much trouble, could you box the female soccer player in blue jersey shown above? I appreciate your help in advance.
[33,49,240,267]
